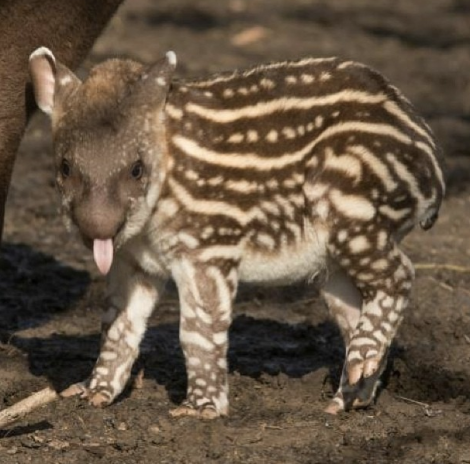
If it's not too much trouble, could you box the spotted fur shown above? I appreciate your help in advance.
[29,49,445,417]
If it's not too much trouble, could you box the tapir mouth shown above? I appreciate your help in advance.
[93,238,114,275]
[79,223,124,276]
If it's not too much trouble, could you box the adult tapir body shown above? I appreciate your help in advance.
[0,0,123,243]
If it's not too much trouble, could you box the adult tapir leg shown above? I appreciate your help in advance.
[0,117,24,243]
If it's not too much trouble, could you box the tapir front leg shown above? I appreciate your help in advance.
[62,259,165,406]
[170,256,238,419]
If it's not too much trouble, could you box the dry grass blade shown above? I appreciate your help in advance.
[415,263,470,273]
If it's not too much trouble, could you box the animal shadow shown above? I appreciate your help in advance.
[0,242,90,332]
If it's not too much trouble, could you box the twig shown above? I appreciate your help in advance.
[0,386,59,429]
[394,394,429,408]
[415,263,470,273]
[394,394,442,417]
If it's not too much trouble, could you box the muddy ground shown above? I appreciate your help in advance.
[1,0,470,462]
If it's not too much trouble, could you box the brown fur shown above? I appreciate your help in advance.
[0,0,123,242]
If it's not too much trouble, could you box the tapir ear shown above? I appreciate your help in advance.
[145,51,177,89]
[129,51,177,109]
[29,47,81,116]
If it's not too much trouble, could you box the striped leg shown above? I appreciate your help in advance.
[346,243,413,384]
[328,230,414,411]
[170,257,237,419]
[62,261,165,407]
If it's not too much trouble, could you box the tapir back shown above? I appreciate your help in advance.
[162,57,444,260]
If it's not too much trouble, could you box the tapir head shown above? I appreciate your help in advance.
[29,47,177,274]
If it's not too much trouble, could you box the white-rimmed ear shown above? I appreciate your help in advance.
[29,47,56,114]
[125,51,177,112]
[29,46,81,116]
[142,50,177,90]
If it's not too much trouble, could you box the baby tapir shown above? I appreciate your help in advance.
[29,46,445,418]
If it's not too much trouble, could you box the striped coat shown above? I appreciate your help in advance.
[29,49,445,417]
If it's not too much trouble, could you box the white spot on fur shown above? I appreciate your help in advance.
[285,75,297,84]
[60,75,72,85]
[188,357,201,366]
[207,176,224,186]
[260,78,275,89]
[266,129,278,143]
[213,331,228,345]
[247,130,259,142]
[377,230,388,249]
[217,358,227,369]
[101,351,118,361]
[195,378,207,387]
[227,133,244,143]
[282,127,296,139]
[337,230,348,242]
[96,366,109,376]
[301,73,315,84]
[201,226,214,240]
[371,259,388,271]
[166,104,184,119]
[349,236,370,254]
[225,179,258,194]
[184,170,199,181]
[360,317,374,332]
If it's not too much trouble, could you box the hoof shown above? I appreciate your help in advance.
[88,391,111,408]
[324,397,344,415]
[60,382,88,398]
[347,354,382,385]
[60,382,112,408]
[170,403,220,420]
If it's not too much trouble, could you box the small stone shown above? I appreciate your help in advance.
[116,421,127,431]
[148,425,161,435]
[7,446,18,455]
[48,439,70,450]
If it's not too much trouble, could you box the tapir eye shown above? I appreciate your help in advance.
[60,159,71,178]
[131,160,144,180]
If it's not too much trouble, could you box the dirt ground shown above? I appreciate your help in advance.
[1,0,470,462]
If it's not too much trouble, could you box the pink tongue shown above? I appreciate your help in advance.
[93,239,114,275]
